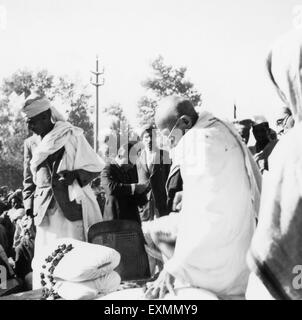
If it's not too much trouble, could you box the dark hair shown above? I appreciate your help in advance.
[238,119,254,129]
[252,122,269,130]
[140,124,156,139]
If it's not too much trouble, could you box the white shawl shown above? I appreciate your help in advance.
[30,121,104,240]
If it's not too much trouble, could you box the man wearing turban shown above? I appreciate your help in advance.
[21,96,104,289]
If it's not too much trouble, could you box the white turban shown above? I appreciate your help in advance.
[21,97,66,122]
[21,97,51,118]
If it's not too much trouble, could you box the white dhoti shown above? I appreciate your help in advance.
[32,203,84,290]
[142,212,179,276]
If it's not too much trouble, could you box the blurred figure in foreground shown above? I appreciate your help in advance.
[246,30,302,300]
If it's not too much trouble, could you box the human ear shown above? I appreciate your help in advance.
[179,115,193,129]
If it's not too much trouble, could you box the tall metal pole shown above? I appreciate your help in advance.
[90,56,104,153]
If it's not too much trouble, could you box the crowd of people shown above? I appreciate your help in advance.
[1,29,302,300]
[0,187,35,293]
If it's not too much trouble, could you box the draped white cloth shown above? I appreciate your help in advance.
[163,110,261,297]
[30,120,105,240]
[246,30,302,300]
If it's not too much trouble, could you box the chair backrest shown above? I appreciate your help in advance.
[88,220,151,281]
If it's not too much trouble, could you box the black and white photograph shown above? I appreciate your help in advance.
[0,0,302,304]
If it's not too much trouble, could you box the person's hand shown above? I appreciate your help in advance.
[23,215,33,230]
[143,270,176,299]
[58,171,77,185]
[172,191,183,212]
[8,257,15,269]
[134,183,150,195]
[254,151,265,162]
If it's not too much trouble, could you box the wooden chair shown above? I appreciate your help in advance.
[88,220,151,281]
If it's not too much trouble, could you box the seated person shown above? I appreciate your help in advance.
[0,202,35,288]
[6,190,26,224]
[0,213,15,259]
[0,223,9,257]
[144,96,261,299]
[13,215,35,288]
[0,244,24,296]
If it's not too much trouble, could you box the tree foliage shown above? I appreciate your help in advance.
[101,103,135,159]
[0,69,94,189]
[137,96,157,127]
[137,56,202,126]
[67,93,94,146]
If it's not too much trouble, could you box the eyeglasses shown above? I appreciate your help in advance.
[158,118,182,149]
[276,114,290,127]
[167,118,180,140]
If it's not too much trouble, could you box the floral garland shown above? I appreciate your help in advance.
[40,243,74,300]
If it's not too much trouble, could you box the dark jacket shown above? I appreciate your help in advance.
[101,162,147,224]
[23,135,99,226]
[136,148,171,220]
[166,165,183,212]
[0,224,9,257]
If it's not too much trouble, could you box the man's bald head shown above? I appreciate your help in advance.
[155,96,198,132]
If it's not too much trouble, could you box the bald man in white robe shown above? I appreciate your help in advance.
[144,96,261,299]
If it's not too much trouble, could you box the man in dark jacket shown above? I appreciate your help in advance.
[136,125,171,221]
[101,143,149,224]
[166,165,183,213]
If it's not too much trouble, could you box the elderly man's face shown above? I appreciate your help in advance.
[158,117,186,151]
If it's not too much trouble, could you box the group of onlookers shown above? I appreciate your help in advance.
[100,125,176,225]
[1,29,302,300]
[0,187,35,295]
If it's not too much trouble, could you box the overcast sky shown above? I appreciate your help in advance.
[0,0,301,129]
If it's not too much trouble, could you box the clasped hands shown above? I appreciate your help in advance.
[134,182,151,194]
[58,170,78,186]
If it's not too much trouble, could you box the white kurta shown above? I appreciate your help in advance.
[164,111,257,297]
